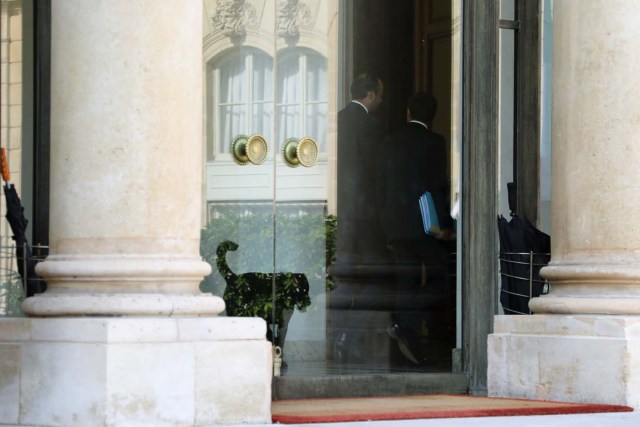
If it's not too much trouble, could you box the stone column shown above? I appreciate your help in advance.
[0,2,272,425]
[529,0,640,316]
[22,0,223,317]
[489,1,640,409]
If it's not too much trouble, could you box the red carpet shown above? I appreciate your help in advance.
[271,394,633,424]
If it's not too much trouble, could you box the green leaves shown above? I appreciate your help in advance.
[199,210,337,318]
[0,273,25,317]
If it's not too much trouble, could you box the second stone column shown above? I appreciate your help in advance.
[489,0,640,409]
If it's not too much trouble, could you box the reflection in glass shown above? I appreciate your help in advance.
[212,49,274,155]
[202,1,458,383]
[277,50,327,151]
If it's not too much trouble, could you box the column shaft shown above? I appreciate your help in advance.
[23,0,223,316]
[531,0,640,314]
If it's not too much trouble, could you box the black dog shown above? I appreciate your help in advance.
[216,240,311,348]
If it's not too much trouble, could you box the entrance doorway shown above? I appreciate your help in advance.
[200,0,464,398]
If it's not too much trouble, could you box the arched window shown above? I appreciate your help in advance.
[207,48,273,160]
[206,48,327,161]
[277,49,328,152]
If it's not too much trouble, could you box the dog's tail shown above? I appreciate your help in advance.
[216,240,238,282]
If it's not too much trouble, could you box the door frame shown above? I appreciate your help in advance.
[461,0,542,395]
[337,0,501,394]
[461,0,499,396]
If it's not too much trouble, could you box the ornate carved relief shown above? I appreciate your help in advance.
[1,0,23,16]
[211,0,258,37]
[277,0,312,39]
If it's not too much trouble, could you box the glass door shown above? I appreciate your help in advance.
[202,0,457,380]
[202,0,338,373]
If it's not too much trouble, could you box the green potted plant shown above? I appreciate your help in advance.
[200,210,336,350]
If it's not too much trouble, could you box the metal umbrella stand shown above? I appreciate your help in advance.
[497,183,550,314]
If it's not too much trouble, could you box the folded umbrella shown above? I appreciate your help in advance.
[497,183,550,314]
[1,148,46,297]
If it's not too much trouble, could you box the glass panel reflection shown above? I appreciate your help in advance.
[202,0,457,381]
[211,49,274,155]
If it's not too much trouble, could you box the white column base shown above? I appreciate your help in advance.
[488,315,640,409]
[22,293,225,317]
[0,317,272,426]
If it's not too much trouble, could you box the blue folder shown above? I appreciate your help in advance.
[419,191,440,236]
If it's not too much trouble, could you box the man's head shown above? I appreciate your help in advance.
[351,73,384,112]
[407,92,437,124]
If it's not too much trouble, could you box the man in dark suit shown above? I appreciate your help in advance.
[336,74,386,266]
[332,74,389,363]
[382,92,453,365]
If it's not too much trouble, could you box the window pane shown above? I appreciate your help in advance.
[219,105,247,153]
[306,102,327,151]
[277,105,301,148]
[215,49,274,154]
[500,0,516,20]
[253,101,273,141]
[306,54,327,102]
[219,55,246,104]
[305,51,327,150]
[277,54,302,148]
[278,54,301,104]
[498,28,516,217]
[253,53,273,103]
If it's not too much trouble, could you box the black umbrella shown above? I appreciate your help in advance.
[497,183,550,314]
[1,148,46,297]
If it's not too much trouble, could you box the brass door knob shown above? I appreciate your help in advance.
[231,134,268,165]
[282,137,318,168]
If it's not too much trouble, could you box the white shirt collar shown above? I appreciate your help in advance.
[409,120,428,130]
[351,100,368,114]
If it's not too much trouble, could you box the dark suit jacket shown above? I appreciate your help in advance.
[337,102,383,223]
[336,102,388,263]
[382,121,451,243]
